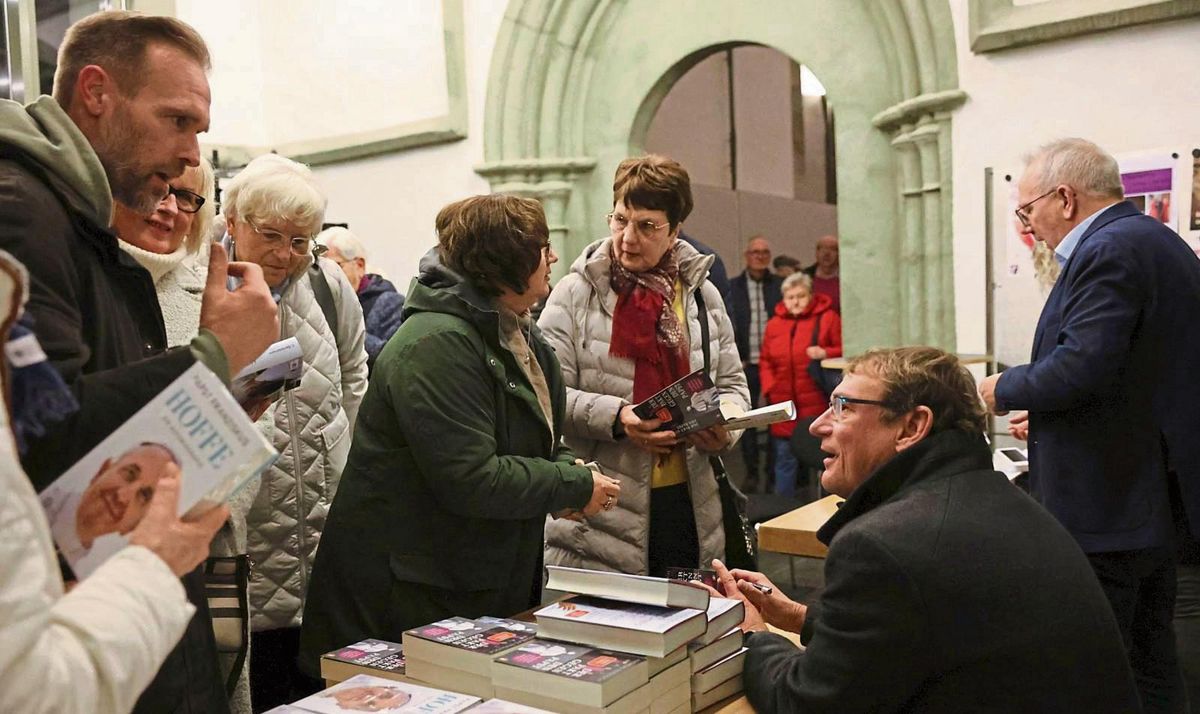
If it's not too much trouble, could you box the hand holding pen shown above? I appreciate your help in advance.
[712,559,807,634]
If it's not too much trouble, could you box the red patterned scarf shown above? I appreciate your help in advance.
[608,242,690,402]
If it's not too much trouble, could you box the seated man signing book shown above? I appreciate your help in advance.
[712,347,1140,713]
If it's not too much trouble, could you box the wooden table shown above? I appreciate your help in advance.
[756,494,844,558]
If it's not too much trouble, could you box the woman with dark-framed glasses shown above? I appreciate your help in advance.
[538,154,750,577]
[219,153,368,710]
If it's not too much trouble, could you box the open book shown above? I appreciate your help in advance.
[632,368,794,436]
[39,362,277,578]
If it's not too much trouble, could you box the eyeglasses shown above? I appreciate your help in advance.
[606,213,671,239]
[167,185,205,214]
[827,394,890,420]
[246,218,315,256]
[1014,188,1057,228]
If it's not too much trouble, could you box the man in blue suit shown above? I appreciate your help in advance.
[979,138,1200,714]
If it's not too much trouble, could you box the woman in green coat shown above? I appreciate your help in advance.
[298,195,620,674]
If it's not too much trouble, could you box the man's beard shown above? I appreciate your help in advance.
[94,103,165,215]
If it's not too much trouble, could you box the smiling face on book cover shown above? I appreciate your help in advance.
[324,685,410,711]
[76,442,177,546]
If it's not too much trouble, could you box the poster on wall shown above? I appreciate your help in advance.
[1191,150,1200,232]
[1117,153,1175,232]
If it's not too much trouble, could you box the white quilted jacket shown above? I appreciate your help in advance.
[538,238,750,575]
[246,256,368,631]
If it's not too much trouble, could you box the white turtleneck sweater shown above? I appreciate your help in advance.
[117,240,207,348]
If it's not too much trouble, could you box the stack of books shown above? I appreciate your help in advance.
[314,566,753,712]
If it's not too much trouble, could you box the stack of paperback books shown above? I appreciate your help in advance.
[267,673,557,713]
[315,566,752,712]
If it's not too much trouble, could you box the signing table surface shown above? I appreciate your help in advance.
[757,494,845,558]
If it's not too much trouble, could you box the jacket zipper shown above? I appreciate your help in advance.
[279,299,309,595]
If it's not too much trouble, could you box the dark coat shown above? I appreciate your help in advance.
[298,252,594,676]
[0,145,228,710]
[759,293,842,435]
[358,273,405,372]
[995,201,1200,551]
[726,269,783,364]
[743,430,1139,713]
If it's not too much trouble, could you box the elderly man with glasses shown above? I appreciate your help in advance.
[979,138,1200,713]
[727,235,783,492]
[709,346,1140,713]
[220,153,369,710]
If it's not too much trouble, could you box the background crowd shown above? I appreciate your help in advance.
[0,9,1197,714]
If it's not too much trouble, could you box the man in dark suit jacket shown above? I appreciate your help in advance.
[715,347,1138,713]
[980,138,1200,713]
[726,236,782,490]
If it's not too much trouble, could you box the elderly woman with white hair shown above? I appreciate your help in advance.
[320,226,405,372]
[220,154,368,709]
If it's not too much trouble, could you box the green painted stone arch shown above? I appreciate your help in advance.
[478,0,966,352]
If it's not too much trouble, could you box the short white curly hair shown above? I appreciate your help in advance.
[222,154,327,237]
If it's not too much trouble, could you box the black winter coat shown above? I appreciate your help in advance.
[743,430,1140,713]
[0,150,230,714]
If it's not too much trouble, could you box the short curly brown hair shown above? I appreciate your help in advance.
[436,194,549,297]
[612,154,694,229]
[847,346,988,437]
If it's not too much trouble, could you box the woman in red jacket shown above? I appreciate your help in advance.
[759,272,842,497]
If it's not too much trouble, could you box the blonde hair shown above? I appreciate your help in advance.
[847,346,987,437]
[54,10,209,106]
[182,157,215,254]
[222,154,326,236]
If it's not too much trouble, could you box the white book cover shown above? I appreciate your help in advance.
[719,400,795,430]
[230,337,303,414]
[290,674,479,713]
[39,362,277,578]
[535,597,703,633]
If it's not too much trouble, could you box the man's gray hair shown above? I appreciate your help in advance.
[222,154,326,236]
[782,271,813,294]
[320,226,366,261]
[1026,138,1124,200]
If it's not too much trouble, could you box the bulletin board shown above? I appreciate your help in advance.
[989,146,1200,371]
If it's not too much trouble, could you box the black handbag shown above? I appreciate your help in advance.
[694,288,758,571]
[806,312,842,399]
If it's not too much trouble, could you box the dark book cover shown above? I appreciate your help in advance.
[407,617,536,655]
[494,639,645,683]
[630,368,721,437]
[324,639,407,673]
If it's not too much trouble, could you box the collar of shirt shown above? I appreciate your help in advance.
[1054,202,1119,267]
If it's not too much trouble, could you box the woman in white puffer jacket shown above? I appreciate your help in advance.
[219,155,368,710]
[538,155,749,577]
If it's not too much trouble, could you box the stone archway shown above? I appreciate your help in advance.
[477,1,965,351]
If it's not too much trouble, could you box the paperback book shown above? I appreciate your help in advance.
[288,674,479,713]
[320,639,414,685]
[688,628,743,673]
[491,639,648,707]
[39,362,277,578]
[695,598,745,646]
[534,597,707,658]
[690,647,747,693]
[231,337,303,415]
[631,368,794,436]
[404,616,538,698]
[545,565,710,610]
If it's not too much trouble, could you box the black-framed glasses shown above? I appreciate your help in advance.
[167,185,205,214]
[606,212,670,238]
[1014,188,1056,228]
[246,218,315,257]
[828,394,890,420]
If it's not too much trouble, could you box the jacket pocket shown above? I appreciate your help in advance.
[320,409,350,451]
